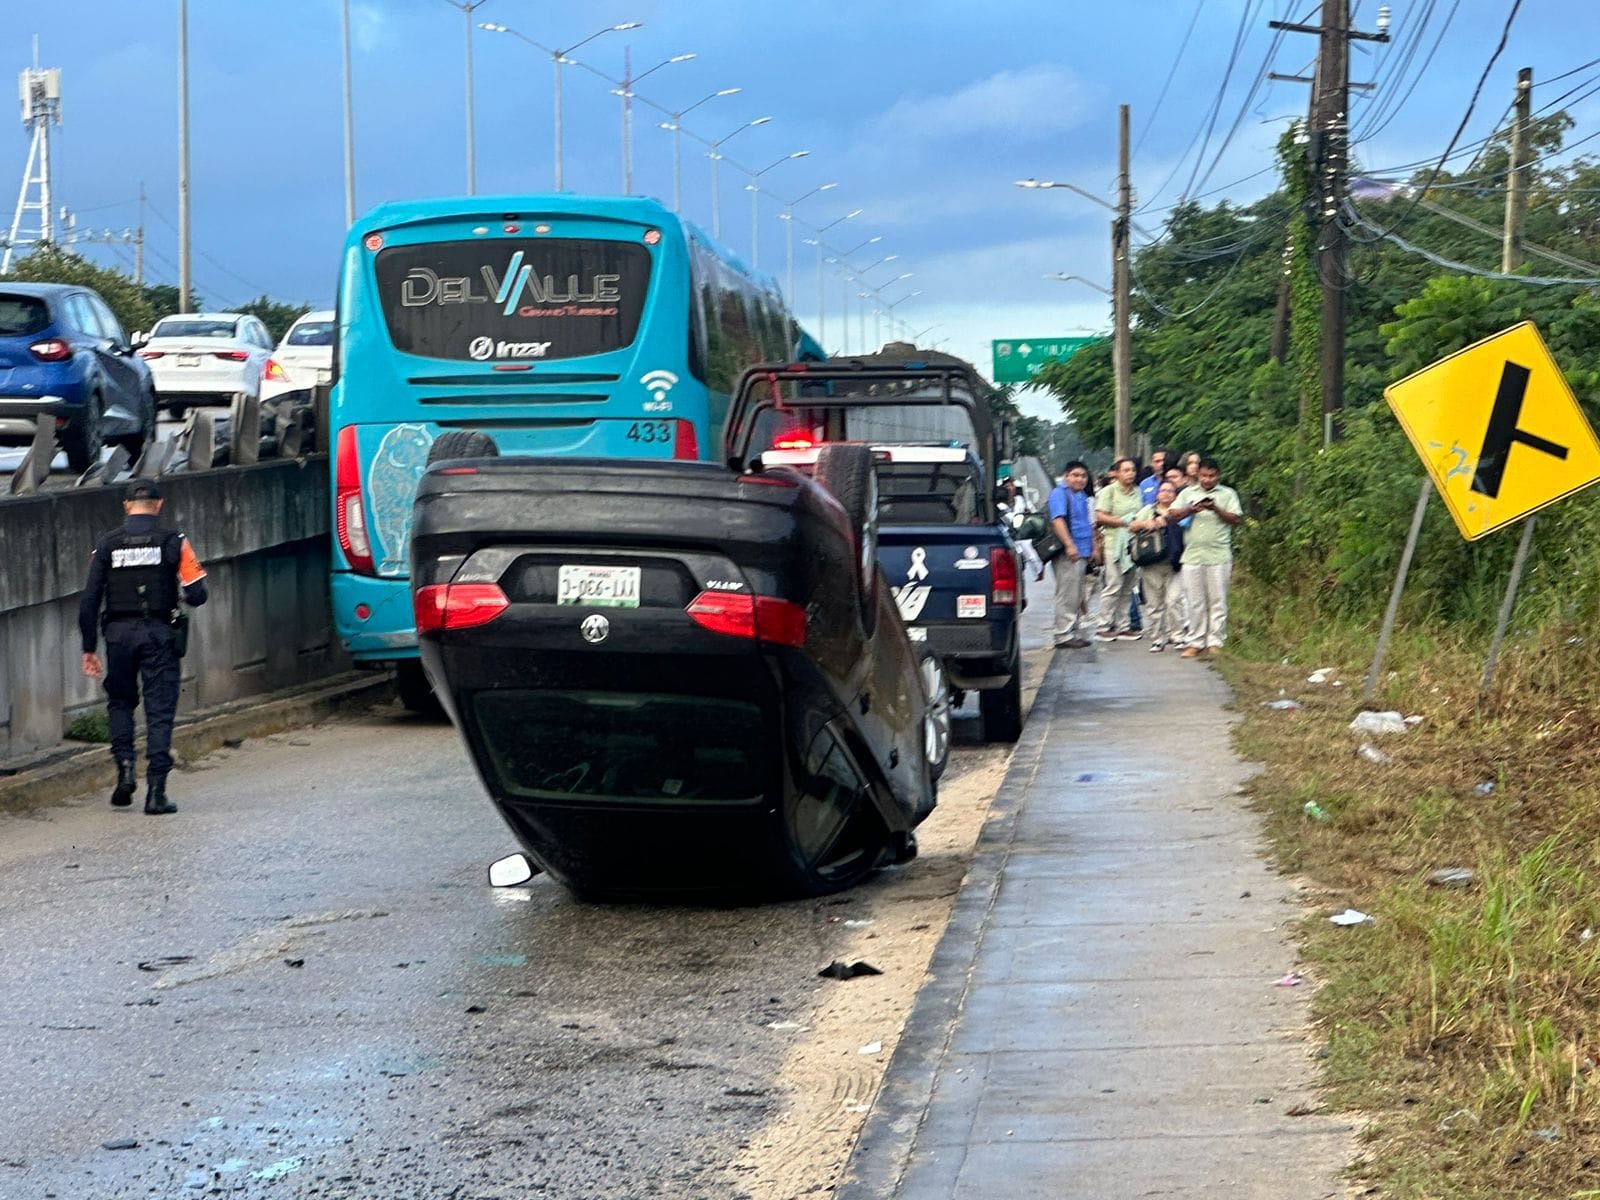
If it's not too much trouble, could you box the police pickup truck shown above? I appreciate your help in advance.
[732,348,1023,757]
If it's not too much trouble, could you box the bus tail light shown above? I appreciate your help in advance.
[335,425,376,575]
[672,419,699,460]
[686,591,806,648]
[414,582,509,635]
[990,547,1019,606]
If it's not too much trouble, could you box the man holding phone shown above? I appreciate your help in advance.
[1168,457,1242,659]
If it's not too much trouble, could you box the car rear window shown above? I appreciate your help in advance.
[152,319,239,339]
[284,320,335,347]
[373,237,652,362]
[879,461,983,525]
[0,294,50,337]
[471,690,766,804]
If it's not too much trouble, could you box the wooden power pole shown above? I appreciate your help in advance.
[1113,103,1132,459]
[1269,1,1388,444]
[1503,67,1533,273]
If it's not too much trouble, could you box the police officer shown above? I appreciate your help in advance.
[79,480,208,814]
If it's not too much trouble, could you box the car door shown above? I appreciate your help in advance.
[84,293,151,432]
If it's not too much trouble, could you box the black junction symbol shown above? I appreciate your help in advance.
[1471,359,1568,499]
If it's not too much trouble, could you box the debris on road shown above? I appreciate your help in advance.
[1307,669,1333,684]
[1438,1108,1481,1132]
[1274,973,1302,987]
[1474,781,1496,795]
[1302,800,1330,823]
[818,960,883,980]
[135,956,193,972]
[1349,711,1408,736]
[101,1138,139,1151]
[1427,868,1476,888]
[766,1021,809,1032]
[857,1041,882,1055]
[1329,908,1375,926]
[283,958,305,968]
[1263,699,1303,711]
[1357,743,1392,765]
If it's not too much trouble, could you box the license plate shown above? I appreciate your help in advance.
[557,564,641,608]
[176,354,200,367]
[957,595,987,619]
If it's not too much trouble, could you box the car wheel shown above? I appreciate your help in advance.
[395,660,443,716]
[427,430,500,466]
[813,443,880,636]
[979,650,1024,743]
[61,390,104,474]
[918,650,952,783]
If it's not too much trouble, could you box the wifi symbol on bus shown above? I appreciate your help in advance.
[640,369,679,403]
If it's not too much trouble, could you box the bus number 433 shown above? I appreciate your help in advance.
[626,421,673,444]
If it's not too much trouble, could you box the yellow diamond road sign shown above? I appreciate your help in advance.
[1384,321,1600,541]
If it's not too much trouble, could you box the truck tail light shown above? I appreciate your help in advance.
[413,582,509,634]
[990,546,1018,606]
[672,418,699,460]
[335,424,376,575]
[686,591,806,648]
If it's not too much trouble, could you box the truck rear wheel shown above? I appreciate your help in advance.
[427,430,499,466]
[814,443,880,637]
[980,650,1023,743]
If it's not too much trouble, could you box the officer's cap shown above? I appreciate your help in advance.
[124,480,163,502]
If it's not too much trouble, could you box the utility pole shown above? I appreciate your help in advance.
[1503,67,1533,273]
[1112,103,1132,460]
[1269,1,1388,444]
[341,0,356,226]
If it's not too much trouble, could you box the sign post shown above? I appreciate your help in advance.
[1380,322,1600,695]
[1361,479,1431,705]
[991,337,1101,384]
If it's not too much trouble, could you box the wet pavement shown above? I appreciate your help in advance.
[0,698,998,1199]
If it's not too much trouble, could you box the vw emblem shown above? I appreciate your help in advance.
[580,614,610,644]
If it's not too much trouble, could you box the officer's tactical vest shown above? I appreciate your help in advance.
[102,527,182,621]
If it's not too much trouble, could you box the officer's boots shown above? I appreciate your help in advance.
[110,761,138,808]
[144,776,177,816]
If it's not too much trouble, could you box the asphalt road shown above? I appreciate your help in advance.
[0,695,1001,1199]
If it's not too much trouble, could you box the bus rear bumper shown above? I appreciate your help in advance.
[333,572,420,660]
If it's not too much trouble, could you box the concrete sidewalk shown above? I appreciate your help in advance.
[838,644,1354,1199]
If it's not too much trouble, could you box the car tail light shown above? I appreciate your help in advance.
[137,349,166,360]
[686,591,806,648]
[672,419,699,460]
[991,547,1019,606]
[263,358,287,380]
[214,350,251,362]
[28,339,71,362]
[335,424,376,575]
[413,582,509,634]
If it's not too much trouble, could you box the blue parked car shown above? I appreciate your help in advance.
[0,283,156,472]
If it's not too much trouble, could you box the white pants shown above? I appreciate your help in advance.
[1140,563,1181,646]
[1018,537,1044,579]
[1183,561,1233,649]
[1098,563,1136,634]
[1052,557,1088,642]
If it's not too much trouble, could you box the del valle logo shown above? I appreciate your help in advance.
[401,250,622,317]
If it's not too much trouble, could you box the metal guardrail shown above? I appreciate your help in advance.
[3,385,326,500]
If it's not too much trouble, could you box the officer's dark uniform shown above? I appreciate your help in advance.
[78,480,208,814]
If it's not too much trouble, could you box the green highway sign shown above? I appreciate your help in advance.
[991,336,1102,384]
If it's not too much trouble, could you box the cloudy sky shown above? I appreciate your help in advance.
[14,1,1600,417]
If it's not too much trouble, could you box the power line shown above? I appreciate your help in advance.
[1344,206,1600,284]
[1132,0,1209,160]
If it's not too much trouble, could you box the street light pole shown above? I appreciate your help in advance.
[747,150,808,267]
[443,1,490,194]
[781,181,835,309]
[707,116,770,240]
[341,0,356,226]
[617,50,694,194]
[177,0,191,309]
[659,87,739,213]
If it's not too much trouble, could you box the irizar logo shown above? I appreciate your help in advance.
[641,369,679,404]
[469,336,552,361]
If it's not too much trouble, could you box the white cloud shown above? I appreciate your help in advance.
[870,64,1093,144]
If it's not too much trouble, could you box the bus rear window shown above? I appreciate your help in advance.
[374,238,652,362]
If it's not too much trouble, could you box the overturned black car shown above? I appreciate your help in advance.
[410,433,937,899]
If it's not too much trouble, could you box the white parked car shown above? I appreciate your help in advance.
[138,312,274,415]
[260,309,335,404]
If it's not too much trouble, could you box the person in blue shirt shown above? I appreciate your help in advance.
[1139,448,1172,505]
[1047,461,1097,648]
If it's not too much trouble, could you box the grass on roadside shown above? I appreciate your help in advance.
[1221,582,1600,1200]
